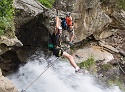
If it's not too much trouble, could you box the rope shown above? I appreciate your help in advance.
[21,57,59,92]
[55,0,59,16]
[118,62,125,75]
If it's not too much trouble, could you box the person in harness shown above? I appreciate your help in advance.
[65,13,75,45]
[48,16,82,73]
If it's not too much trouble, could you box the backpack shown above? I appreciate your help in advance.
[48,33,61,51]
[48,35,54,51]
[61,18,67,30]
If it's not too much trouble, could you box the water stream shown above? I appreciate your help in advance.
[7,51,122,92]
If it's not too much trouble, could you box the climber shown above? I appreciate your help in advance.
[48,16,83,73]
[65,13,75,45]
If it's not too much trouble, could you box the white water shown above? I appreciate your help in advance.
[7,52,122,92]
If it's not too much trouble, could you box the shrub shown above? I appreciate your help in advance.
[38,0,55,8]
[101,64,113,72]
[107,78,125,91]
[0,0,14,36]
[100,0,125,10]
[117,0,125,10]
[78,57,95,71]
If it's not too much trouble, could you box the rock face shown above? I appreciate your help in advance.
[14,0,125,47]
[73,46,114,63]
[0,36,23,55]
[14,0,51,48]
[0,50,21,76]
[112,10,125,29]
[55,0,112,42]
[14,0,44,29]
[53,0,125,44]
[13,0,125,58]
[0,69,18,92]
[0,0,49,76]
[16,15,49,47]
[0,0,125,90]
[0,36,22,47]
[53,0,125,61]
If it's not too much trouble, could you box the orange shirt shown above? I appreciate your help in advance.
[66,17,72,26]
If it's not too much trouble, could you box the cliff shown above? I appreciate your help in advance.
[0,0,125,91]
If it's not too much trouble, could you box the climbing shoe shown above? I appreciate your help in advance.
[69,42,74,46]
[75,68,84,73]
[75,69,89,74]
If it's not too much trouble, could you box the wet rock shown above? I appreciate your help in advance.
[0,69,19,92]
[0,50,21,76]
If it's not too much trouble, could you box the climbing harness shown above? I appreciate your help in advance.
[21,57,59,92]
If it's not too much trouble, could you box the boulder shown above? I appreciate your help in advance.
[0,36,23,47]
[112,10,125,29]
[0,69,18,92]
[0,36,23,55]
[14,0,44,28]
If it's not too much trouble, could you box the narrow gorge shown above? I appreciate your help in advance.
[0,0,125,92]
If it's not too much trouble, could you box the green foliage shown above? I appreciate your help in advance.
[107,79,125,92]
[78,57,95,70]
[123,57,125,61]
[38,0,55,8]
[100,0,125,10]
[117,0,125,10]
[0,0,14,36]
[0,29,4,35]
[101,64,113,72]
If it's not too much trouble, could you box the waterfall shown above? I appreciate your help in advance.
[7,51,122,92]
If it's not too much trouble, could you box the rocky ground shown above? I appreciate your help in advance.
[0,69,18,92]
[72,29,125,91]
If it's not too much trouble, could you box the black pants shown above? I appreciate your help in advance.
[53,48,63,57]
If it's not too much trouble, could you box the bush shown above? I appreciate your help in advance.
[100,0,125,10]
[107,78,125,91]
[38,0,55,8]
[117,0,125,10]
[0,0,14,36]
[101,64,113,72]
[78,57,95,71]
